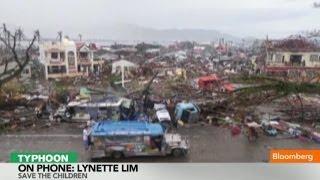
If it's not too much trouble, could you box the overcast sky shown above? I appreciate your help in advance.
[0,0,319,39]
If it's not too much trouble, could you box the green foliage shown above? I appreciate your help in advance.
[51,81,69,103]
[108,74,122,86]
[1,80,28,95]
[230,75,282,84]
[135,43,161,53]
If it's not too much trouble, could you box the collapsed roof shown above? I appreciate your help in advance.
[268,37,320,52]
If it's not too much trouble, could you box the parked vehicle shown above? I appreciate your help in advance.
[53,105,72,122]
[54,97,123,122]
[0,116,10,127]
[175,102,200,123]
[154,103,172,131]
[88,121,189,160]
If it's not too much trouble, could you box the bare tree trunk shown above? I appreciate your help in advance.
[296,94,305,122]
[0,24,37,87]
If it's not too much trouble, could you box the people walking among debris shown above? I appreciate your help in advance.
[83,125,91,151]
[231,125,241,137]
[248,127,259,141]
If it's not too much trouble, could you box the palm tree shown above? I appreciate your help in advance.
[35,30,40,42]
[78,34,82,42]
[16,27,24,41]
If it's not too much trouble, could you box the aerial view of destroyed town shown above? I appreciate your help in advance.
[1,0,320,162]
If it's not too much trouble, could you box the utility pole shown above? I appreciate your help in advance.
[121,65,125,88]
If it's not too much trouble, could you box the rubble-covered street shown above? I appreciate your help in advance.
[0,123,319,162]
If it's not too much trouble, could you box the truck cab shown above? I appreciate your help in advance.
[175,102,200,123]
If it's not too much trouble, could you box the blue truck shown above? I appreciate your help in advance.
[175,102,200,123]
[88,120,189,160]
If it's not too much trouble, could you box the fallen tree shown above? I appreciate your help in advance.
[230,75,320,122]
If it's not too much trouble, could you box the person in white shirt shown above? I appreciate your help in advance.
[83,125,90,150]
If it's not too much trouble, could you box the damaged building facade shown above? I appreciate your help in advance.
[265,38,320,75]
[39,38,103,79]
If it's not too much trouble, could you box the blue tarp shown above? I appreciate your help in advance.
[91,120,164,136]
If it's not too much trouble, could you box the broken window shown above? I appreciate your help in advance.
[269,53,273,61]
[310,54,319,62]
[275,53,283,62]
[60,52,65,61]
[67,51,75,66]
[51,66,60,73]
[24,69,30,74]
[47,66,66,74]
[60,66,66,73]
[93,65,99,72]
[51,52,58,59]
[79,52,88,59]
[290,55,302,66]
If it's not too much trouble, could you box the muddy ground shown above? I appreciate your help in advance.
[0,123,319,162]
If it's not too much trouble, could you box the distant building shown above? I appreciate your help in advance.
[174,51,187,61]
[39,38,103,79]
[111,59,137,74]
[145,48,161,54]
[265,38,320,74]
[193,46,205,54]
[94,50,119,62]
[76,42,103,76]
[145,48,161,58]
